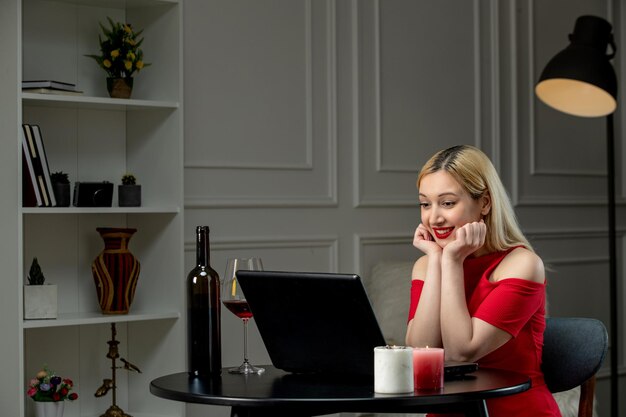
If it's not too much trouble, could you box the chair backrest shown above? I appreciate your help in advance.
[541,317,608,393]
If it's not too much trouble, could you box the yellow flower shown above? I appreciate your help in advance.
[87,19,150,77]
[36,370,47,379]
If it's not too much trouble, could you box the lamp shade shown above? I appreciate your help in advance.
[535,15,617,117]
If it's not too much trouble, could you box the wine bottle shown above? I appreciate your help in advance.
[187,226,222,375]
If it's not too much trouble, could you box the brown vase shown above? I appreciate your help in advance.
[106,77,133,99]
[92,227,140,314]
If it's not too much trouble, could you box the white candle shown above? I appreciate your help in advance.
[412,347,444,390]
[374,346,414,393]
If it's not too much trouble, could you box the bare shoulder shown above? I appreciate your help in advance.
[412,255,429,281]
[492,247,545,284]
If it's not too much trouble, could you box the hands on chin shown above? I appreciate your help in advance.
[413,224,443,256]
[443,221,486,261]
[413,221,486,259]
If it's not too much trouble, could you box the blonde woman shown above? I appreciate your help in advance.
[406,145,560,417]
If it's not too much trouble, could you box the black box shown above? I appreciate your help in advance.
[73,182,114,207]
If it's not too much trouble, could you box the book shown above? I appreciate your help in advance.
[22,80,78,91]
[31,125,56,207]
[21,128,42,207]
[23,87,84,96]
[22,124,52,207]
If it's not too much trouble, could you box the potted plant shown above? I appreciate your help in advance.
[50,171,70,207]
[24,258,57,319]
[85,17,150,99]
[118,173,141,207]
[28,366,78,417]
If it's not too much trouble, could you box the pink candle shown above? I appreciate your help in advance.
[412,347,444,390]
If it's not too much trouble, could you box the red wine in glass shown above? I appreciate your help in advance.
[223,299,253,320]
[222,257,264,374]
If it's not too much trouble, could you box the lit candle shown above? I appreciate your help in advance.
[412,347,444,390]
[374,346,414,394]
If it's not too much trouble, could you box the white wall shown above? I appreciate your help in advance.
[183,1,625,416]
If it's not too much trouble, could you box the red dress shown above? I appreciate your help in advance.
[407,248,562,417]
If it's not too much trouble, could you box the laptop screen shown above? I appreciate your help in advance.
[235,270,386,376]
[235,270,478,378]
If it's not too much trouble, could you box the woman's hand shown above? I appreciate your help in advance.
[413,224,442,255]
[443,221,486,261]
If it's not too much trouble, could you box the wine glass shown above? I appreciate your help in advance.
[222,257,265,374]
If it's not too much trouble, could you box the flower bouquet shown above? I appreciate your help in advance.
[85,17,150,98]
[27,368,78,402]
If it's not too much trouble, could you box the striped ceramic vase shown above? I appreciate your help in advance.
[92,227,140,314]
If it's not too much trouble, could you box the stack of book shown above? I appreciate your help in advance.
[22,80,83,96]
[22,124,56,207]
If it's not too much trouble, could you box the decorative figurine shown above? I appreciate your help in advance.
[95,323,141,417]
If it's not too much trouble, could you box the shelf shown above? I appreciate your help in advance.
[22,310,180,329]
[22,93,179,110]
[22,206,181,214]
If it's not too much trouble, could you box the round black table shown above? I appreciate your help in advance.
[150,366,530,417]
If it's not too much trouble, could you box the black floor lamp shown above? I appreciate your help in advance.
[535,15,619,417]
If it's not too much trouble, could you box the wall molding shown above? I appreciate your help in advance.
[515,196,626,207]
[354,0,493,208]
[524,227,626,239]
[488,0,500,170]
[208,235,339,250]
[351,0,362,208]
[354,232,412,274]
[524,227,625,269]
[543,256,607,266]
[185,235,339,271]
[185,0,314,171]
[185,195,338,208]
[509,0,520,206]
[374,0,483,174]
[530,168,606,177]
[184,0,337,208]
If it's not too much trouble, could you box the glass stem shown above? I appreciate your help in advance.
[243,318,249,364]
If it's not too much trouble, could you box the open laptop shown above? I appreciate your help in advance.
[236,270,477,377]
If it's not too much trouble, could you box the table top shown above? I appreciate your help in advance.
[150,365,530,414]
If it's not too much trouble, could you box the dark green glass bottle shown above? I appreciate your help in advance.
[187,226,221,375]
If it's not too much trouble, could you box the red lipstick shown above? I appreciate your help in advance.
[432,227,454,240]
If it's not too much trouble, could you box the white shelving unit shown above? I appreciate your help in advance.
[0,0,185,416]
[22,93,180,109]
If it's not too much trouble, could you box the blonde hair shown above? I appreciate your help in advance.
[417,145,532,253]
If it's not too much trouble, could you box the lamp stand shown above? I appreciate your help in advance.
[534,14,619,417]
[606,113,619,417]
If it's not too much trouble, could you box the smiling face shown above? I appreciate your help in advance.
[418,170,490,249]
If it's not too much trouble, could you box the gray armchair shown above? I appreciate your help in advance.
[541,317,608,417]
